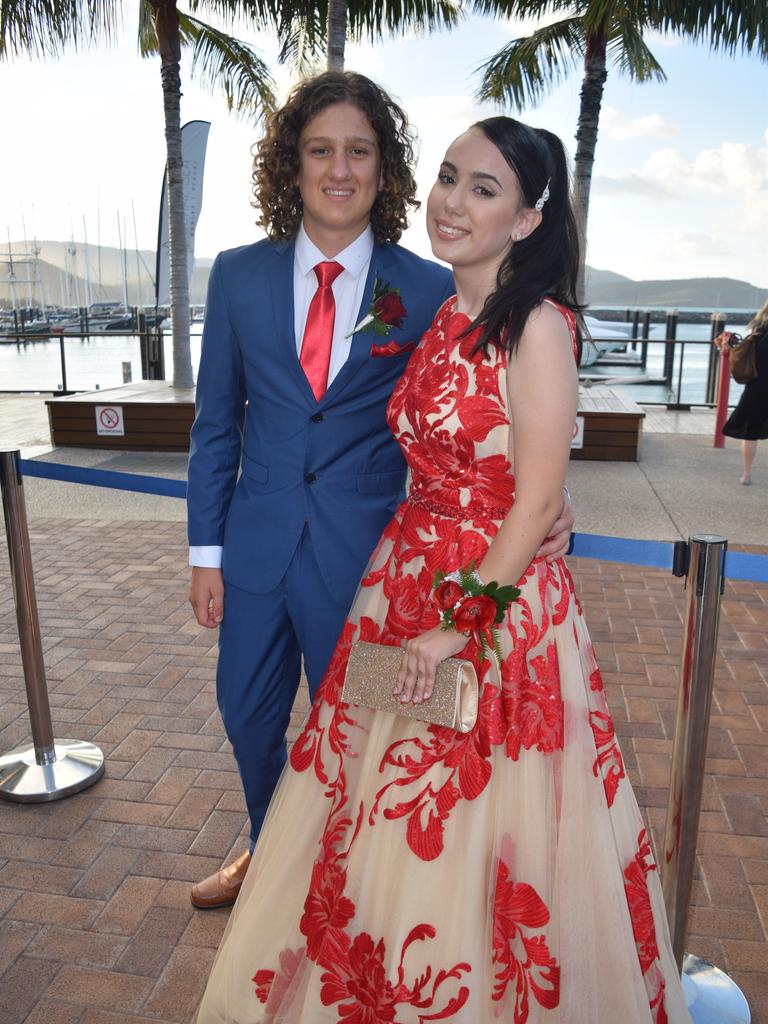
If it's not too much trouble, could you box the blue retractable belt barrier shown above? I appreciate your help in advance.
[569,531,768,583]
[16,458,768,583]
[722,550,768,584]
[569,532,673,571]
[18,458,187,499]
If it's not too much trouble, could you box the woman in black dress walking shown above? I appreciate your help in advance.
[724,299,768,484]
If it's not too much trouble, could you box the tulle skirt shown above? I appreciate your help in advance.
[196,508,690,1023]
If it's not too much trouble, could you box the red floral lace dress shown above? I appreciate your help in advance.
[196,299,691,1024]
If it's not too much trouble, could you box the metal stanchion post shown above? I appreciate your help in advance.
[641,311,651,369]
[0,451,104,801]
[706,314,726,405]
[58,335,68,394]
[666,535,750,1023]
[663,310,678,396]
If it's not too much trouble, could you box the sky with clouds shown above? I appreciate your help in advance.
[1,3,766,288]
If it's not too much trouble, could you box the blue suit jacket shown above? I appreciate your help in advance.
[187,237,453,607]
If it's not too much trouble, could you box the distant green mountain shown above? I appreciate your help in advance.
[3,241,766,313]
[585,267,634,287]
[0,240,211,307]
[585,267,767,310]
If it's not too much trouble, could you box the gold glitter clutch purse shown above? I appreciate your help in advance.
[341,641,479,733]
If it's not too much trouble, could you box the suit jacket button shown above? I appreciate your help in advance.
[304,472,317,484]
[311,412,324,423]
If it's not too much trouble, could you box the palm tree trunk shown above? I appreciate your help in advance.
[574,31,607,303]
[151,0,193,388]
[327,0,348,71]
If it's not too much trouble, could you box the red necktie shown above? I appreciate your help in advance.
[300,261,343,401]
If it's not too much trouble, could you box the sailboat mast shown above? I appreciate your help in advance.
[6,229,18,313]
[82,215,93,309]
[69,237,81,309]
[117,213,129,310]
[97,202,102,298]
[131,199,143,308]
[21,212,32,310]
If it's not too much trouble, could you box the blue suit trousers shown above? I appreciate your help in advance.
[216,528,349,847]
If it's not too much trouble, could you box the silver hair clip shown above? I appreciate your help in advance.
[534,177,551,212]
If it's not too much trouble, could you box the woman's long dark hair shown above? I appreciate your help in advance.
[466,116,583,360]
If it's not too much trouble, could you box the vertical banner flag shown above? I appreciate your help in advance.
[155,120,211,307]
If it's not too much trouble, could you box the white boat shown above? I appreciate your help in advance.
[581,315,634,367]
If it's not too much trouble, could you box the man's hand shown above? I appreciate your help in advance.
[536,488,575,562]
[189,567,224,628]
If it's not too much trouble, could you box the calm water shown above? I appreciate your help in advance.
[582,322,745,405]
[0,331,202,393]
[0,322,744,406]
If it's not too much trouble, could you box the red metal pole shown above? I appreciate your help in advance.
[713,344,730,448]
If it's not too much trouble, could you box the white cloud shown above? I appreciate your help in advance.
[640,138,768,236]
[648,229,731,260]
[593,173,674,198]
[601,106,679,141]
[406,95,493,147]
[642,29,683,49]
[490,11,570,38]
[621,229,735,284]
[645,140,768,194]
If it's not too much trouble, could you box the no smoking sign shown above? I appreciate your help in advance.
[95,405,125,436]
[571,415,584,449]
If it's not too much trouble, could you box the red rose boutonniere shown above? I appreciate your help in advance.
[347,278,407,337]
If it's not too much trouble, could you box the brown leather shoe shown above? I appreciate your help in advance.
[190,850,251,909]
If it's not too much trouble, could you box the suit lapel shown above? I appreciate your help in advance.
[322,243,395,403]
[266,240,316,403]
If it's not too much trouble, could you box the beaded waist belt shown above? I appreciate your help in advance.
[407,488,511,521]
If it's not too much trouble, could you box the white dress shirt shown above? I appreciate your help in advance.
[190,224,375,569]
[293,224,374,384]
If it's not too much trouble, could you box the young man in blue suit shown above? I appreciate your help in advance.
[186,72,573,908]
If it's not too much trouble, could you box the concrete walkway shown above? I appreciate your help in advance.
[2,394,766,544]
[0,394,766,1023]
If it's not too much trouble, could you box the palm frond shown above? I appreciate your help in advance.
[607,15,666,82]
[577,0,639,36]
[645,1,768,58]
[471,0,572,19]
[1,0,121,60]
[185,0,294,33]
[476,16,584,109]
[276,6,326,76]
[346,0,462,44]
[137,0,156,57]
[138,0,201,57]
[178,11,276,120]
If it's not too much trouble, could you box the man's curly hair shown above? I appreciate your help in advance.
[252,71,419,245]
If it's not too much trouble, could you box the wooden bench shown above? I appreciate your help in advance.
[46,381,195,451]
[45,381,644,461]
[571,385,644,462]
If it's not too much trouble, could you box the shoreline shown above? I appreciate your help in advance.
[587,308,755,326]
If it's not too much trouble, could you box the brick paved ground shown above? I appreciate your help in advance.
[0,519,766,1023]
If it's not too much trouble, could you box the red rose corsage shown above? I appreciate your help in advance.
[433,563,520,666]
[347,278,407,338]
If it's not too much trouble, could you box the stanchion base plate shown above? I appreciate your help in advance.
[683,952,750,1023]
[0,739,104,802]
